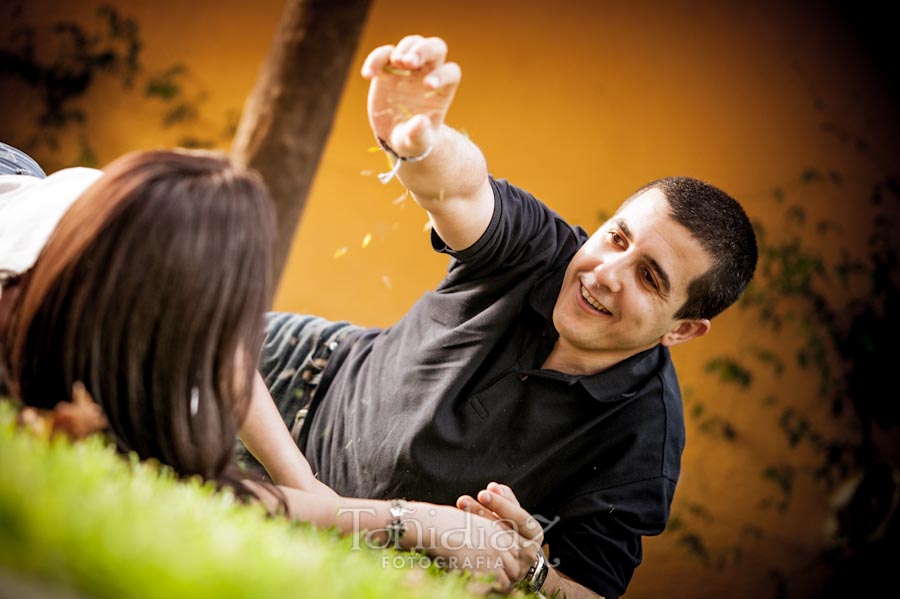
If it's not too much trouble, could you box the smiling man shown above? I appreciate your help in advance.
[240,35,757,598]
[546,185,714,376]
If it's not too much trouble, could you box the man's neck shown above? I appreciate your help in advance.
[541,338,653,376]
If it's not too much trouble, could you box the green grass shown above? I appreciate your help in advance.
[0,399,491,599]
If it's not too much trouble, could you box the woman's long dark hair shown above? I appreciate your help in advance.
[8,149,275,483]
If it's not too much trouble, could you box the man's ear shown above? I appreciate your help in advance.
[661,319,710,347]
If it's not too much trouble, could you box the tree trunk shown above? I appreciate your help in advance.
[231,0,372,282]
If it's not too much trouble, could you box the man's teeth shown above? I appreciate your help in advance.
[581,285,611,315]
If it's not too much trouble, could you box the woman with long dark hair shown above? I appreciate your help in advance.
[3,149,541,593]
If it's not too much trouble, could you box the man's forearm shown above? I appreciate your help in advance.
[395,125,487,202]
[395,125,493,251]
[363,36,493,251]
[544,566,606,599]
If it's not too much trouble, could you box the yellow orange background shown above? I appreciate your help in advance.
[2,1,898,597]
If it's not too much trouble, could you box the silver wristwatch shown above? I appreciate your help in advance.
[520,550,549,595]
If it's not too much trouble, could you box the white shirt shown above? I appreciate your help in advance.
[0,167,103,278]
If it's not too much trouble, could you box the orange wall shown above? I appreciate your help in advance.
[2,1,897,597]
[283,0,896,329]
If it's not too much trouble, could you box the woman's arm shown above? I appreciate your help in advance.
[246,481,537,594]
[238,371,337,497]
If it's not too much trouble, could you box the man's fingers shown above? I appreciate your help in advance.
[423,62,461,91]
[390,34,426,68]
[476,490,543,541]
[457,494,497,520]
[388,35,447,72]
[392,34,424,57]
[361,45,394,78]
[406,36,448,69]
[487,481,520,507]
[456,494,474,510]
[496,550,521,591]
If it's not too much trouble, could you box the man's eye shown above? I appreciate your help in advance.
[609,231,625,246]
[641,267,658,289]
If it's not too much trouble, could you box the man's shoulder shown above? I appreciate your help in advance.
[433,176,586,287]
[489,175,588,239]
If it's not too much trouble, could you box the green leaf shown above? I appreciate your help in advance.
[677,533,710,567]
[800,168,823,183]
[145,63,186,100]
[786,204,806,225]
[705,357,753,389]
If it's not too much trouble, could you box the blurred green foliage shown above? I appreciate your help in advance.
[0,400,485,599]
[673,167,900,594]
[0,3,229,170]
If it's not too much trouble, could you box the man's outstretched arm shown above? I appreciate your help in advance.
[361,35,494,252]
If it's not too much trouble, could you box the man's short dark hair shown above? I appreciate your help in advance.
[631,176,758,320]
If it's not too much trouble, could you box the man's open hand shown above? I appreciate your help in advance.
[457,482,546,592]
[361,35,460,159]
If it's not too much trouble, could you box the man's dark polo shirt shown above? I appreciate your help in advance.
[300,177,686,598]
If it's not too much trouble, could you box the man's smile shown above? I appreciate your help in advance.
[580,283,611,316]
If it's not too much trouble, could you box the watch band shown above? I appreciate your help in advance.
[519,550,549,595]
[385,498,414,548]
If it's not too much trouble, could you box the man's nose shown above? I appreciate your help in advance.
[593,255,625,293]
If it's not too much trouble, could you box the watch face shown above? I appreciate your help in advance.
[389,499,413,518]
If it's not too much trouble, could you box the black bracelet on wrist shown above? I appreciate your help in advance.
[375,137,434,183]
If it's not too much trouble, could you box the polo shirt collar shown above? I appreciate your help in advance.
[528,269,666,402]
[579,345,665,401]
